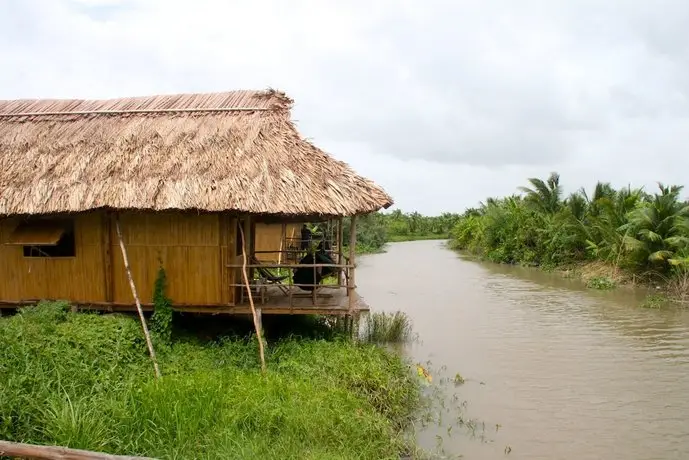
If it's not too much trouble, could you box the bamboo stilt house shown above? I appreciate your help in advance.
[0,90,392,315]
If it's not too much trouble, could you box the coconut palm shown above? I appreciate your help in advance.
[518,172,562,214]
[620,183,689,272]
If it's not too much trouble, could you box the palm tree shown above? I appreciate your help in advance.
[621,183,689,272]
[518,172,562,214]
[564,191,587,221]
[584,185,644,265]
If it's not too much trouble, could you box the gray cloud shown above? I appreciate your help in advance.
[1,0,689,213]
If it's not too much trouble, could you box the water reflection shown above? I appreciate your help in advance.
[357,240,689,460]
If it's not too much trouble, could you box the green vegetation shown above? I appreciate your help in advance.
[345,210,461,254]
[150,264,174,343]
[0,302,424,459]
[450,173,689,301]
[586,276,617,290]
[383,210,461,243]
[361,311,414,344]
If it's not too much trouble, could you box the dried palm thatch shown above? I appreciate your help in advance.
[0,89,393,217]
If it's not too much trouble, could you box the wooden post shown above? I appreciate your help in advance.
[0,439,154,460]
[238,221,267,374]
[347,215,357,312]
[336,217,344,287]
[249,219,256,283]
[278,222,286,275]
[115,215,161,380]
[102,212,114,302]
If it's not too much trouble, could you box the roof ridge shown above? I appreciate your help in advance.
[0,106,273,117]
[0,88,292,117]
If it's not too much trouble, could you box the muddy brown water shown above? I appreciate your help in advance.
[356,240,689,460]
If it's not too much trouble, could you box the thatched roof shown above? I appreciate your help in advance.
[0,89,393,217]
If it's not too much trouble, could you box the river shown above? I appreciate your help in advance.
[356,240,689,460]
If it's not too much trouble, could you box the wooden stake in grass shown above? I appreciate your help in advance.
[115,215,161,380]
[0,439,154,460]
[238,221,267,374]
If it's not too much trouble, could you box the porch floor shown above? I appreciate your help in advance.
[235,286,368,315]
[0,288,369,316]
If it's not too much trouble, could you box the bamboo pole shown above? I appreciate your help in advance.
[0,440,155,460]
[238,222,267,374]
[115,216,161,380]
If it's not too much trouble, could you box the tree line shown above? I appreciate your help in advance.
[344,210,462,253]
[449,172,689,284]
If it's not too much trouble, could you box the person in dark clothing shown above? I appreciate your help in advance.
[300,224,312,250]
[293,240,337,291]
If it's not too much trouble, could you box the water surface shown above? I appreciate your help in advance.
[357,240,689,460]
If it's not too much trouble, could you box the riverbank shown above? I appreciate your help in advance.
[454,246,688,307]
[448,175,689,307]
[388,234,449,243]
[0,302,424,459]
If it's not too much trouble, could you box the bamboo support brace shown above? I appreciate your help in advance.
[115,216,161,380]
[238,222,267,374]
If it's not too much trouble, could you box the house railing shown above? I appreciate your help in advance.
[226,249,355,309]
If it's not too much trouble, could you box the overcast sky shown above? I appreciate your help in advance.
[2,0,689,215]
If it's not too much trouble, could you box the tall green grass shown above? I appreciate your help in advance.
[361,311,414,343]
[0,302,422,459]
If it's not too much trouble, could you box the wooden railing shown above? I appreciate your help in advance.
[226,249,355,308]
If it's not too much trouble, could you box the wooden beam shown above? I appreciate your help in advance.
[347,215,357,312]
[248,217,256,282]
[226,263,353,269]
[336,217,344,286]
[278,222,286,275]
[0,301,370,316]
[219,213,229,304]
[102,212,114,302]
[0,440,154,460]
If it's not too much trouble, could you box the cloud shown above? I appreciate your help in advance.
[1,0,689,214]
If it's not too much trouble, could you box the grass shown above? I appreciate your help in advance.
[586,276,617,290]
[361,311,414,343]
[0,302,424,459]
[640,292,670,309]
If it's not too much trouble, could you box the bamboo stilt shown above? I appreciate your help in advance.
[238,222,267,374]
[347,215,358,313]
[115,216,161,379]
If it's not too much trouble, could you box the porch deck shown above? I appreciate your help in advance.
[0,287,368,316]
[235,286,368,315]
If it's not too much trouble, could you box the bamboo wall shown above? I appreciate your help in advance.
[0,213,107,302]
[254,223,301,262]
[0,211,238,306]
[112,212,235,305]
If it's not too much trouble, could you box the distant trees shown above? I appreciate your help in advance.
[343,209,462,253]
